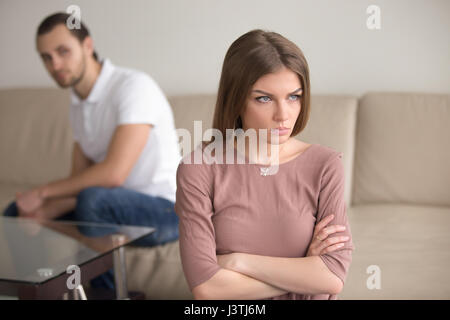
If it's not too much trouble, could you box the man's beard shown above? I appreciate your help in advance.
[54,56,86,88]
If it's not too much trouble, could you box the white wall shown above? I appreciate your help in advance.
[0,0,449,96]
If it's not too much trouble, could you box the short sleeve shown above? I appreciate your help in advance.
[316,152,355,286]
[69,101,81,143]
[174,155,221,291]
[115,74,168,126]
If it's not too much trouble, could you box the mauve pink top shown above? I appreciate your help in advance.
[174,142,355,300]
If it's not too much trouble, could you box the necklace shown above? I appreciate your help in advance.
[257,144,287,176]
[233,137,290,176]
[260,167,271,176]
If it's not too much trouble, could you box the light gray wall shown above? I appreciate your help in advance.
[0,0,449,96]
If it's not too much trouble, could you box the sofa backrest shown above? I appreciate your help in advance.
[352,92,450,207]
[0,87,362,208]
[0,88,73,186]
[168,94,357,205]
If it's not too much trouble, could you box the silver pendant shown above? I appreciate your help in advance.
[260,167,270,176]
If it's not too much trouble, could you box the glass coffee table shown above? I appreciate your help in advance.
[0,216,155,300]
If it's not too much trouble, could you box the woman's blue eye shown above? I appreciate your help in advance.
[289,94,301,101]
[256,96,271,103]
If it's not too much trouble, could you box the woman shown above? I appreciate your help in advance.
[174,29,354,300]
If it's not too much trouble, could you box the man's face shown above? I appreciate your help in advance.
[36,24,88,88]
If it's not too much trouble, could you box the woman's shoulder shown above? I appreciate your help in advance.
[179,141,216,165]
[177,142,216,179]
[305,142,344,164]
[306,144,345,181]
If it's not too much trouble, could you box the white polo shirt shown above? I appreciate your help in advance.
[69,59,181,203]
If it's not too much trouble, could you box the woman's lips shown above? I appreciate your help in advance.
[271,128,290,135]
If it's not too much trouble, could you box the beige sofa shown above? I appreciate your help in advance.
[0,88,449,299]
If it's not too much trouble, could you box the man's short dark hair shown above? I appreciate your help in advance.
[37,12,98,61]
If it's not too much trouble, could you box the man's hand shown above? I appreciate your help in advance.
[16,189,45,215]
[16,194,76,221]
[15,192,29,217]
[16,191,49,221]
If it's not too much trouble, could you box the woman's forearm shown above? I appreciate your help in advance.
[231,254,343,295]
[193,268,288,300]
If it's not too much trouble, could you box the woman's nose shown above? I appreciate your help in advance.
[274,101,289,122]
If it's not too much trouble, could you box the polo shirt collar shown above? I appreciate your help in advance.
[70,58,115,104]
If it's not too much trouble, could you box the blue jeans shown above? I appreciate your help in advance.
[3,187,179,290]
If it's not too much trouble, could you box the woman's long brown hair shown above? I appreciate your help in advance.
[210,29,311,145]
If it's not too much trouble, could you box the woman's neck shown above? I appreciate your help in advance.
[233,136,290,165]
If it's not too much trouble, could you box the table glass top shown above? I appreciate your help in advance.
[0,216,155,284]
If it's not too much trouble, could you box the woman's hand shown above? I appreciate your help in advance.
[306,214,349,257]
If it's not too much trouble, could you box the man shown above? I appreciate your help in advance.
[3,12,181,288]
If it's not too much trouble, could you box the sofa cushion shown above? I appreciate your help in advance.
[126,203,450,300]
[0,88,72,186]
[353,92,450,206]
[3,201,448,299]
[125,241,193,299]
[340,204,450,299]
[168,94,217,152]
[298,95,358,206]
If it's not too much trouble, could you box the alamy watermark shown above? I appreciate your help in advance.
[66,5,81,30]
[366,5,381,30]
[177,121,283,175]
[366,264,381,290]
[66,264,81,290]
